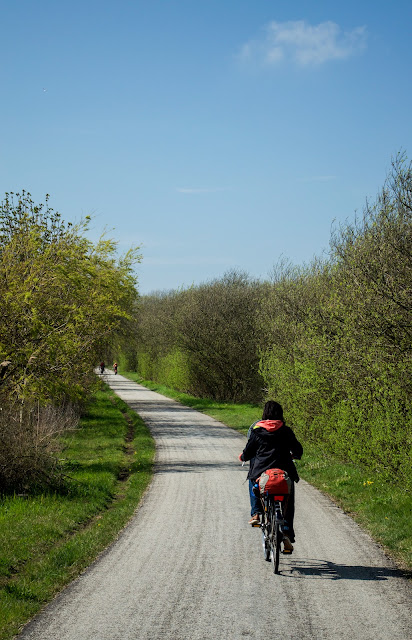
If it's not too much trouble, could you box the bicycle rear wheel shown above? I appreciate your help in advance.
[271,520,281,574]
[267,498,281,574]
[261,497,282,572]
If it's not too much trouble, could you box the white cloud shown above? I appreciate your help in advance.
[240,20,367,67]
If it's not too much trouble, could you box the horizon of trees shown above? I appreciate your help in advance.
[131,154,411,486]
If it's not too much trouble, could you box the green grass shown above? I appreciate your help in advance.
[0,384,155,640]
[124,372,411,574]
[296,442,411,573]
[122,373,262,427]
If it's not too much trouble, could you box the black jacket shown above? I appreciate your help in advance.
[240,419,303,482]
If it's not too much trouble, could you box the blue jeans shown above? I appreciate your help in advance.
[249,479,262,516]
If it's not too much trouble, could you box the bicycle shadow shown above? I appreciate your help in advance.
[281,558,410,581]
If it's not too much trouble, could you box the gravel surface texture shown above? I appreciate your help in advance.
[19,373,411,640]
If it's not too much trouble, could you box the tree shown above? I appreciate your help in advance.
[0,191,141,404]
[175,271,265,402]
[136,271,265,402]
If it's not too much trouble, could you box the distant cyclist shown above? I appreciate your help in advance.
[239,400,303,549]
[113,362,118,375]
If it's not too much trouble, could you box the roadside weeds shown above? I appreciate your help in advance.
[0,383,155,640]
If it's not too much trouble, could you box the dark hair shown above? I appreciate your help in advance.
[262,401,284,421]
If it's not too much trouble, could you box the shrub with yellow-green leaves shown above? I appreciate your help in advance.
[0,191,141,491]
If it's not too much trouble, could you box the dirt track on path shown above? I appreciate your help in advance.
[19,373,411,640]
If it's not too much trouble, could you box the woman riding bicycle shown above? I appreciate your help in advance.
[239,400,303,548]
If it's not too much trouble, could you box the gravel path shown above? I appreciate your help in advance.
[19,373,411,640]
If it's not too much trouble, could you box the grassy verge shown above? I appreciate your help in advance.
[0,383,155,640]
[123,372,411,574]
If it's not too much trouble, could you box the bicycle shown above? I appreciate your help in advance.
[259,492,292,574]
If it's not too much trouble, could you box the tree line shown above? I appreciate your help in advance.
[0,192,140,491]
[132,155,411,486]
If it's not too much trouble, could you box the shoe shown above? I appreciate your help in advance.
[248,513,260,525]
[282,536,294,553]
[282,528,295,543]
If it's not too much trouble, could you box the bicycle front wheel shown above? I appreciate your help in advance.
[262,529,271,562]
[261,500,271,562]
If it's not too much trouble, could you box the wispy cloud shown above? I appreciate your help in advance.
[176,187,229,194]
[239,20,367,67]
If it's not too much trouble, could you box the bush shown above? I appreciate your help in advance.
[259,155,412,486]
[135,271,265,402]
[0,401,78,493]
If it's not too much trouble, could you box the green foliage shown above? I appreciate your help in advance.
[157,349,192,391]
[259,154,411,486]
[0,191,141,404]
[136,270,265,402]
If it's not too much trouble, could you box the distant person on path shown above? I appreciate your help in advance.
[239,400,303,549]
[100,361,105,374]
[113,362,118,375]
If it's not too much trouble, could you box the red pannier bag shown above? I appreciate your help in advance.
[257,468,291,500]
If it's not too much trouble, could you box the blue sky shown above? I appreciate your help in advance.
[1,1,411,293]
